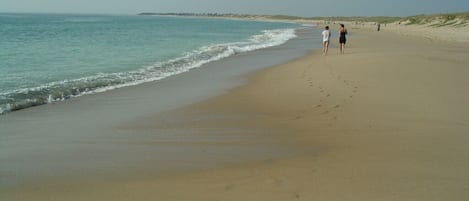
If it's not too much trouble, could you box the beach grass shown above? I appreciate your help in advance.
[403,12,469,27]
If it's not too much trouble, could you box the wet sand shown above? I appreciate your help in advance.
[0,27,319,195]
[3,27,469,200]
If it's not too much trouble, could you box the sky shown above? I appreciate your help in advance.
[1,0,468,17]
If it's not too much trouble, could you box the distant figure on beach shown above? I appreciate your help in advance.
[377,23,381,32]
[339,24,347,54]
[322,26,331,56]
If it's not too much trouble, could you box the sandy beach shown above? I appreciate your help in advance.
[3,24,469,200]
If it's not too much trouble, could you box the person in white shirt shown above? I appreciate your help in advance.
[322,26,331,56]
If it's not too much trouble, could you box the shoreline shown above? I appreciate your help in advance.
[0,14,302,116]
[3,23,469,200]
[0,26,320,189]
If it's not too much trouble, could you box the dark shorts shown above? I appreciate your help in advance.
[339,36,346,44]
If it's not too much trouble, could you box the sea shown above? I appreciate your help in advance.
[0,13,301,115]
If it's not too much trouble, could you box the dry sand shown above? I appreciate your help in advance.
[313,20,469,43]
[3,26,469,200]
[383,23,469,43]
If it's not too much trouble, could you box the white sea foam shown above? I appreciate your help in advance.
[301,23,316,27]
[0,28,297,114]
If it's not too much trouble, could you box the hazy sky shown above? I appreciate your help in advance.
[1,0,468,17]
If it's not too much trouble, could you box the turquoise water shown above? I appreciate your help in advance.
[0,13,299,114]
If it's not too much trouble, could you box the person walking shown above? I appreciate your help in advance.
[339,24,347,54]
[322,26,331,56]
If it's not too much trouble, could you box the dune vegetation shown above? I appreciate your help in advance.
[139,12,469,27]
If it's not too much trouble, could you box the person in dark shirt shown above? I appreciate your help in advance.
[338,24,347,54]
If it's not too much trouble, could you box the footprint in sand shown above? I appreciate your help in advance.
[295,193,301,200]
[225,184,235,191]
[314,104,322,108]
[334,105,340,108]
[273,178,284,185]
[265,177,284,186]
[326,94,331,97]
[321,111,330,115]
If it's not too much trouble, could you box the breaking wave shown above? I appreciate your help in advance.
[0,28,297,115]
